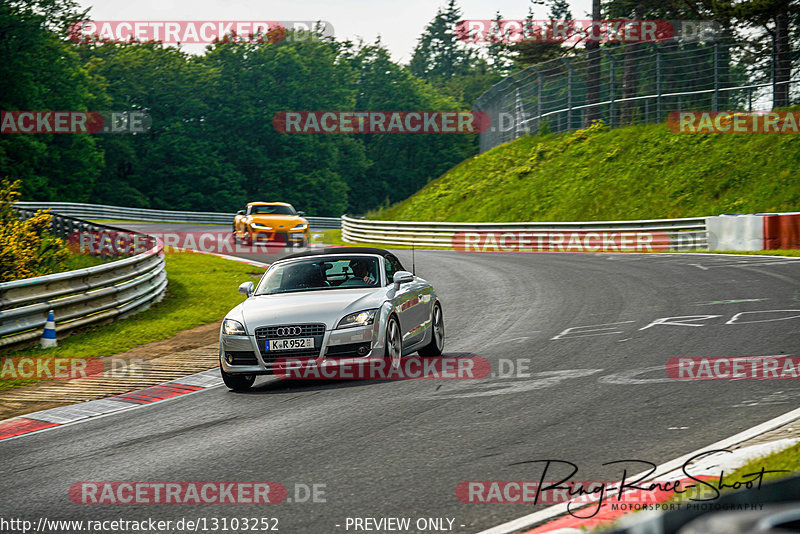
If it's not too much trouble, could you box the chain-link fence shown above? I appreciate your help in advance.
[474,40,799,152]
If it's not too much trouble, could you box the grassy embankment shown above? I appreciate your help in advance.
[371,121,799,223]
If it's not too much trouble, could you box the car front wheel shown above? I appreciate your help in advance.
[418,303,444,356]
[384,315,402,369]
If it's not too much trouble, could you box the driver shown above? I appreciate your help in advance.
[350,259,377,285]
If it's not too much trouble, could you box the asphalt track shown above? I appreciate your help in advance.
[2,223,800,533]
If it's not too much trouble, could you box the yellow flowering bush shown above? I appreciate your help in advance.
[0,180,71,282]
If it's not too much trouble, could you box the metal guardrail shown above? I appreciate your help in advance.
[13,202,342,230]
[1,209,167,349]
[341,215,708,250]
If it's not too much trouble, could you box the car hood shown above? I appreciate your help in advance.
[235,287,389,330]
[247,214,307,229]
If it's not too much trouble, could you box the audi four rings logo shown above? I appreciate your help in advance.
[276,326,302,336]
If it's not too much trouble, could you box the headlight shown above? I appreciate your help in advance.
[292,223,308,231]
[336,309,377,329]
[222,319,246,335]
[251,222,272,230]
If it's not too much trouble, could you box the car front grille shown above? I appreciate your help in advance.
[260,348,321,362]
[255,324,326,339]
[255,323,326,363]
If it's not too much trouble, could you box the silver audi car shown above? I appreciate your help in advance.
[219,247,445,390]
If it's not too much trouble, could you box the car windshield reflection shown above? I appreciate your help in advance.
[255,257,381,295]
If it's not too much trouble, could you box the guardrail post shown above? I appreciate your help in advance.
[529,65,543,134]
[561,57,574,131]
[656,46,662,123]
[713,41,720,111]
[601,49,616,128]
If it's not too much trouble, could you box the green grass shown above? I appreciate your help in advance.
[657,442,800,506]
[0,252,264,390]
[723,441,800,486]
[594,441,800,532]
[60,252,115,271]
[372,121,800,222]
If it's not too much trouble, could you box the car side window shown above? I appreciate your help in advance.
[384,255,404,285]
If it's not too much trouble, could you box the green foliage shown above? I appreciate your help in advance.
[510,0,575,68]
[2,3,489,217]
[0,0,104,202]
[408,1,507,106]
[373,122,800,222]
[0,179,71,281]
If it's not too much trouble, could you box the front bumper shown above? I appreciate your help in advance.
[220,322,381,375]
[251,229,308,245]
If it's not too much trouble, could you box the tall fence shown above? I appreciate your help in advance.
[475,40,799,152]
[12,202,342,230]
[1,209,167,349]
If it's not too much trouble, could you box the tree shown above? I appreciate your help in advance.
[344,40,476,212]
[0,0,105,201]
[733,0,797,108]
[511,0,576,68]
[409,0,476,81]
[585,0,602,124]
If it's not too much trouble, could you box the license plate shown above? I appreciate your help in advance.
[265,338,314,351]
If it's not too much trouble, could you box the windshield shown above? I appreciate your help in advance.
[250,205,296,215]
[255,256,381,295]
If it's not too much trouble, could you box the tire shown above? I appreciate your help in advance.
[221,368,255,391]
[384,315,403,369]
[418,302,444,357]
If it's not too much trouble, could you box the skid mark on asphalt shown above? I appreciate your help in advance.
[733,390,800,408]
[424,369,604,399]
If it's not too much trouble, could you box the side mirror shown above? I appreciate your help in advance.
[236,210,244,215]
[393,271,414,289]
[238,281,254,297]
[297,211,306,217]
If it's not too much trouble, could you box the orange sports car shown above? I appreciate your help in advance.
[233,202,310,247]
